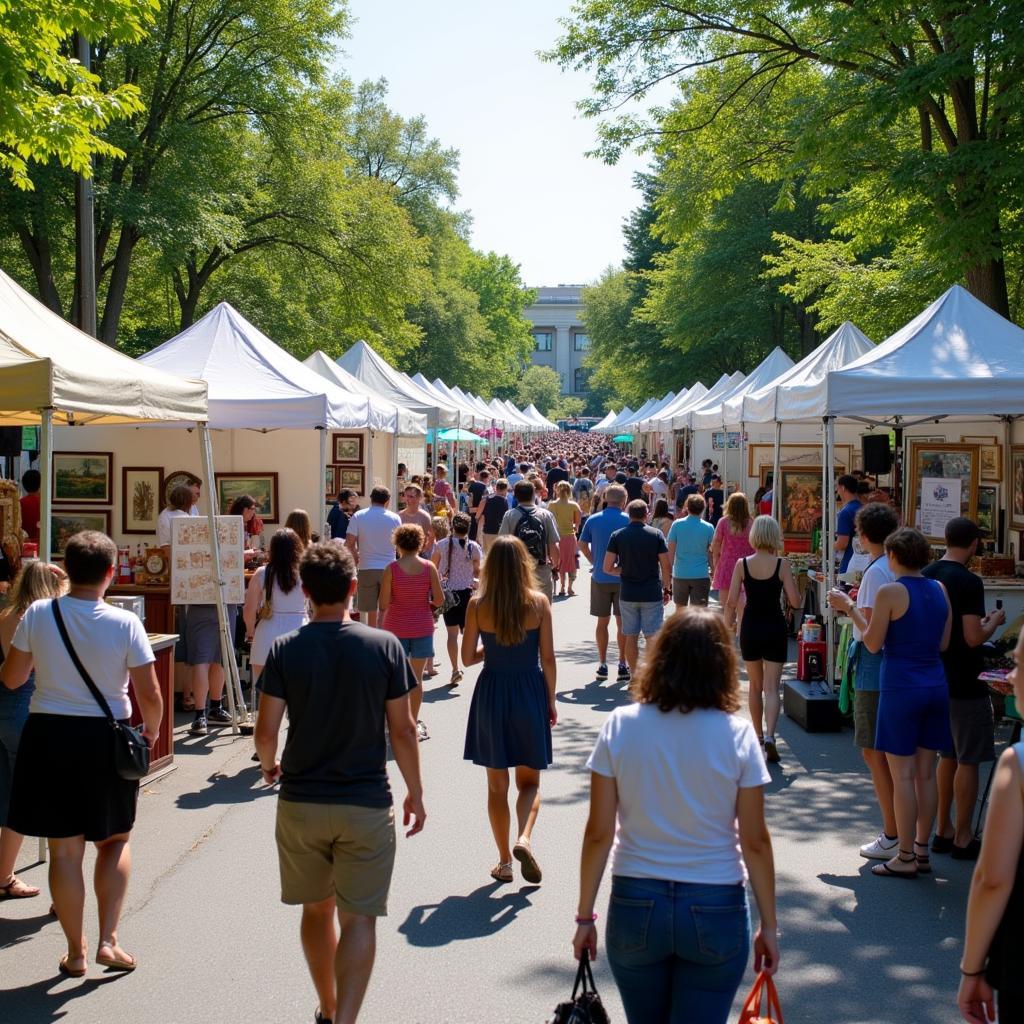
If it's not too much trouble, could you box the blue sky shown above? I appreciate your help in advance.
[337,0,658,288]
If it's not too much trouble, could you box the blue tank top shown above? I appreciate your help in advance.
[880,576,947,691]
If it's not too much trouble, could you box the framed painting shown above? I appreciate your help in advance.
[747,442,853,478]
[122,467,164,535]
[332,433,364,464]
[977,484,998,538]
[760,462,845,488]
[50,509,111,560]
[778,468,824,538]
[338,466,365,494]
[1010,446,1024,529]
[325,465,337,499]
[52,452,112,505]
[908,441,979,537]
[215,472,280,523]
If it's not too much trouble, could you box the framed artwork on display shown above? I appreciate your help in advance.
[760,462,845,488]
[747,443,853,478]
[164,468,197,506]
[338,466,365,494]
[52,452,112,505]
[215,472,280,523]
[960,437,1003,482]
[1010,446,1024,529]
[332,433,364,464]
[122,467,164,534]
[778,468,824,538]
[977,484,998,538]
[50,509,111,560]
[325,465,337,499]
[907,441,979,539]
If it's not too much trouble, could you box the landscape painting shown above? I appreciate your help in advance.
[50,510,111,559]
[53,452,112,505]
[215,472,279,523]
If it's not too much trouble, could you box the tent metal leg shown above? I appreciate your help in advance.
[37,408,53,863]
[318,427,328,541]
[770,421,782,519]
[824,417,837,688]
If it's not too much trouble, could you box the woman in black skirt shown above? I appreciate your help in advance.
[1,532,162,977]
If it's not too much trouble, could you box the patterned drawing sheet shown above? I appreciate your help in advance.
[171,515,244,605]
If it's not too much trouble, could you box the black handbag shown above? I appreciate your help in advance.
[549,951,610,1024]
[52,601,151,781]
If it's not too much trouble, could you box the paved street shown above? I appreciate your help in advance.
[1,574,989,1024]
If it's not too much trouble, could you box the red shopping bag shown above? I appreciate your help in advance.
[738,970,783,1023]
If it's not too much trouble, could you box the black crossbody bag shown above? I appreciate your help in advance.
[52,601,151,781]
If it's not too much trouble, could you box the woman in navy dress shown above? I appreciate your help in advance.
[832,527,952,879]
[463,535,557,885]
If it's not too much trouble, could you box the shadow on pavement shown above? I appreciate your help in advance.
[0,973,125,1022]
[398,880,541,946]
[0,910,52,949]
[545,718,602,807]
[557,677,631,713]
[175,767,275,809]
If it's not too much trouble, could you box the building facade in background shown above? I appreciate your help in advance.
[522,285,592,397]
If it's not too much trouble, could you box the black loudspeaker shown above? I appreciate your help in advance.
[862,433,892,474]
[0,428,21,456]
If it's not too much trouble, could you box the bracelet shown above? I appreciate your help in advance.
[575,913,598,924]
[960,965,987,977]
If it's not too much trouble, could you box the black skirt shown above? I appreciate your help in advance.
[8,714,139,842]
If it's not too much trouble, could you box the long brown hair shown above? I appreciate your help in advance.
[266,528,302,595]
[631,607,741,714]
[283,509,312,548]
[476,535,539,646]
[725,492,751,533]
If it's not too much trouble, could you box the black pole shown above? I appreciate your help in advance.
[74,33,97,338]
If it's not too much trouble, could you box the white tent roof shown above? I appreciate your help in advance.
[523,403,558,430]
[670,373,744,430]
[407,373,479,427]
[743,321,875,423]
[614,396,660,430]
[596,406,636,434]
[139,303,372,430]
[499,398,535,427]
[692,348,795,430]
[336,341,460,428]
[451,385,498,424]
[640,384,705,431]
[439,380,490,426]
[303,351,426,434]
[0,268,207,425]
[826,285,1024,419]
[464,390,500,422]
[621,392,678,429]
[591,410,618,431]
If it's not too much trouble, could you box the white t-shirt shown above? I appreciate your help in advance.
[156,504,199,547]
[853,555,895,641]
[347,505,402,570]
[647,477,668,500]
[588,703,770,885]
[14,596,155,719]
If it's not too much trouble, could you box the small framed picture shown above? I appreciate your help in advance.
[1010,447,1024,529]
[332,433,364,464]
[50,509,111,560]
[164,468,198,507]
[977,484,998,538]
[52,452,113,505]
[122,467,164,534]
[215,472,280,523]
[338,466,365,494]
[325,465,337,499]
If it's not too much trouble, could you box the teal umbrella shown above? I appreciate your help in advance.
[613,433,634,443]
[437,427,485,442]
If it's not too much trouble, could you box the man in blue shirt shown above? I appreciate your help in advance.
[579,484,630,681]
[834,474,862,576]
[666,493,715,608]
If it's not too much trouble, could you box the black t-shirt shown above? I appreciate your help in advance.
[704,488,724,524]
[482,494,509,534]
[606,522,668,602]
[260,621,416,806]
[922,559,987,699]
[326,505,350,540]
[467,480,487,512]
[675,484,699,510]
[624,476,646,502]
[546,466,569,492]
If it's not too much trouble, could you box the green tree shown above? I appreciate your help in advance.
[0,0,154,189]
[553,396,585,421]
[515,365,562,417]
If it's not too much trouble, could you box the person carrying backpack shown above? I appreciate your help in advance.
[498,480,560,603]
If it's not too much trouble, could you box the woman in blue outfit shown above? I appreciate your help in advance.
[462,535,557,885]
[832,527,952,879]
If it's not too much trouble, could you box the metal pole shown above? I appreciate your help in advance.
[770,420,783,519]
[318,426,328,540]
[75,35,97,338]
[825,417,837,688]
[366,429,375,498]
[38,408,53,862]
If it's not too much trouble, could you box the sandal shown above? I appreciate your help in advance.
[871,850,918,879]
[0,875,40,899]
[180,698,196,712]
[913,840,932,874]
[450,670,463,686]
[513,839,542,883]
[58,955,87,978]
[490,862,514,883]
[96,942,137,972]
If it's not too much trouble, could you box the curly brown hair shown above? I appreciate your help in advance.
[631,607,741,714]
[392,523,425,553]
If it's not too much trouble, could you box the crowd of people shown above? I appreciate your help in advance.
[1,431,1022,1024]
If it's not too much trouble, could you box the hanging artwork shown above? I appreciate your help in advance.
[122,467,164,534]
[52,452,112,505]
[907,441,979,540]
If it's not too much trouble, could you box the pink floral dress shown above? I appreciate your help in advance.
[712,517,755,591]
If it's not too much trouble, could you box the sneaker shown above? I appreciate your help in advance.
[188,715,208,737]
[617,662,630,682]
[595,663,609,680]
[859,833,899,860]
[207,706,232,725]
[416,720,429,742]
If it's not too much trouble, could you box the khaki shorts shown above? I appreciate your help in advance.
[673,577,710,606]
[356,568,385,614]
[590,580,621,618]
[853,689,881,749]
[276,799,396,916]
[482,532,499,554]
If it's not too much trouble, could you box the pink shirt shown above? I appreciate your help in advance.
[382,560,434,639]
[712,517,755,591]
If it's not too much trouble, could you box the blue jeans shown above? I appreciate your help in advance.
[606,876,750,1024]
[0,680,33,826]
[618,600,664,638]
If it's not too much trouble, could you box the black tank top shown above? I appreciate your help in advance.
[743,557,784,618]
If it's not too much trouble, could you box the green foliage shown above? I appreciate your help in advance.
[553,396,585,421]
[515,365,562,418]
[0,0,154,188]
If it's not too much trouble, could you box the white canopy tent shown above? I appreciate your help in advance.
[499,398,535,429]
[613,395,662,431]
[451,385,499,427]
[590,410,618,432]
[594,406,635,435]
[639,384,706,432]
[409,374,479,428]
[523,404,559,431]
[693,348,795,431]
[670,373,745,432]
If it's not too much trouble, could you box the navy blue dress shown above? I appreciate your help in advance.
[464,628,553,770]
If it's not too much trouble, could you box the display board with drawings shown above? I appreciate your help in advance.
[170,515,244,605]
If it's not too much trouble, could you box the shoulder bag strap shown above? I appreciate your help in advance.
[446,537,453,580]
[51,601,116,724]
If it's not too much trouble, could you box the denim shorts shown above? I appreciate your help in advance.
[606,875,750,1024]
[397,635,434,659]
[0,682,33,826]
[619,600,664,638]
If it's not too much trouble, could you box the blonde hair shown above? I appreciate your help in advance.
[431,516,449,541]
[725,492,751,533]
[477,535,539,646]
[8,561,68,615]
[749,514,783,553]
[555,480,572,499]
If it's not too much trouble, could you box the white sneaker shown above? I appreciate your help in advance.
[860,833,899,860]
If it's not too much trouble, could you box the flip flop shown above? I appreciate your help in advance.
[0,876,40,899]
[513,841,542,883]
[490,862,514,883]
[96,946,137,972]
[449,670,463,686]
[58,956,87,978]
[871,858,918,879]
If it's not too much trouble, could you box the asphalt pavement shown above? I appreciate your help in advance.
[0,571,995,1023]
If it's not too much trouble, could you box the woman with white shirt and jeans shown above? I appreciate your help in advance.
[573,607,778,1024]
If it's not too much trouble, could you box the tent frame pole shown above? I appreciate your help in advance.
[37,408,53,862]
[770,421,782,519]
[318,426,328,541]
[824,416,837,688]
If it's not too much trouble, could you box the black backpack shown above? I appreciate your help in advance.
[514,506,548,565]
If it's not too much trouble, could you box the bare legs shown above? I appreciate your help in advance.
[191,662,224,712]
[936,756,980,848]
[0,826,37,896]
[594,615,623,668]
[622,635,640,673]
[883,749,938,873]
[862,748,898,838]
[94,833,133,966]
[484,766,541,867]
[301,899,377,1024]
[745,660,782,741]
[445,626,461,679]
[408,658,426,724]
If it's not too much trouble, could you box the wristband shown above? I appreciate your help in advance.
[575,913,598,924]
[960,965,987,977]
[261,763,276,774]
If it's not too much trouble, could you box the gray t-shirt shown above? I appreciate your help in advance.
[347,505,402,570]
[498,503,559,563]
[259,620,416,807]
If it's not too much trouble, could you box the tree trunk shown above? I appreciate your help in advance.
[99,227,138,346]
[964,253,1010,318]
[16,227,63,314]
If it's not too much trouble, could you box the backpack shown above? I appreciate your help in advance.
[514,506,548,565]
